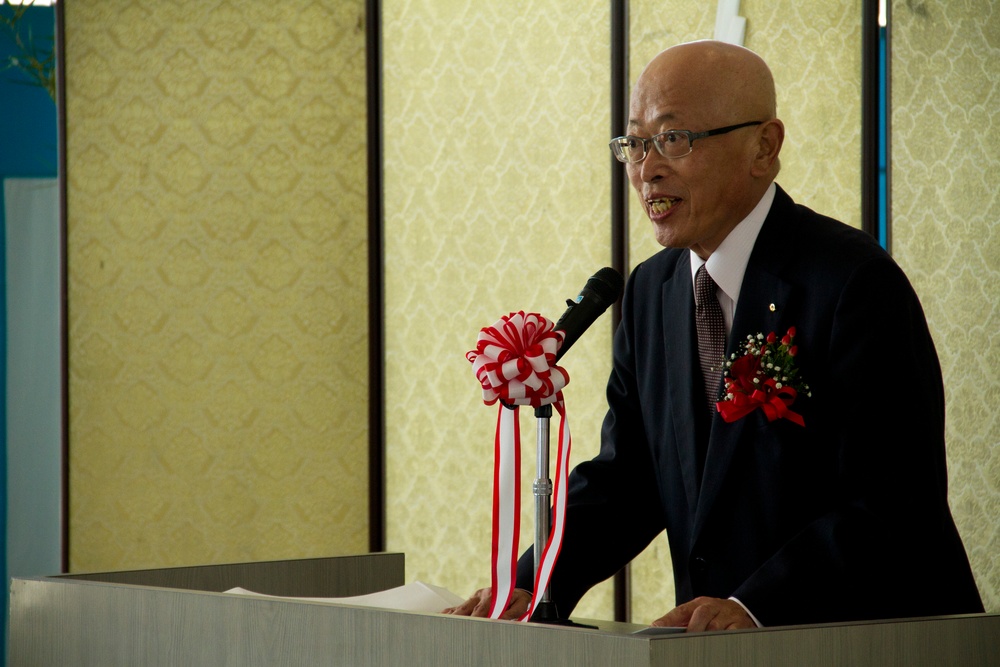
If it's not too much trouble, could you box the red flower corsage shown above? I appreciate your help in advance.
[716,327,811,426]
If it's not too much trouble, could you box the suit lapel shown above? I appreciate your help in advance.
[661,254,702,513]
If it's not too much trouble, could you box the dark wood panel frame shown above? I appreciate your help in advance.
[367,0,386,553]
[861,0,882,242]
[56,0,69,574]
[610,0,631,624]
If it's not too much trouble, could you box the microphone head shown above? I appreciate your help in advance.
[587,267,625,306]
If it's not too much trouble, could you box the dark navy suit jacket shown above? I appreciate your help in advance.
[517,184,983,626]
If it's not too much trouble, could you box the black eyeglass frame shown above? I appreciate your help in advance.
[609,120,764,162]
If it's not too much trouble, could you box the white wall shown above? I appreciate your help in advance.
[5,177,62,581]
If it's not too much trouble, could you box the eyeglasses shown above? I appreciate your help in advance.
[609,121,763,163]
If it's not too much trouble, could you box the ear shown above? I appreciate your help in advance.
[750,119,784,177]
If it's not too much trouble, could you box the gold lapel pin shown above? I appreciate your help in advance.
[769,303,777,312]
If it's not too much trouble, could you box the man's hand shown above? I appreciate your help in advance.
[651,596,755,632]
[441,587,532,620]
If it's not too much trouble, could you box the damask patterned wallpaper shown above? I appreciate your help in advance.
[65,0,370,570]
[890,0,999,611]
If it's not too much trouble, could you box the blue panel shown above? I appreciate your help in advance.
[878,26,888,249]
[0,6,57,177]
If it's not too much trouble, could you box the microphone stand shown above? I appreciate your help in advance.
[529,403,560,623]
[529,403,595,628]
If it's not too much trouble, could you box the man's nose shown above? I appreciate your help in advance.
[633,150,668,182]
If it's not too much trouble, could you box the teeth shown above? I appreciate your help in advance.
[649,198,677,214]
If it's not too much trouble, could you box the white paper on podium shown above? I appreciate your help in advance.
[224,581,466,613]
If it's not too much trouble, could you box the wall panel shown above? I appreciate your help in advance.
[65,0,369,571]
[381,0,616,620]
[891,0,1000,612]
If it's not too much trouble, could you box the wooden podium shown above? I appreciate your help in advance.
[9,553,999,666]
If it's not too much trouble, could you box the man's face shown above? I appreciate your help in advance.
[625,67,758,258]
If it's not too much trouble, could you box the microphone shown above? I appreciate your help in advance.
[553,267,625,362]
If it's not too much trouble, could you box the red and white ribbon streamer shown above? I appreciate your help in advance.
[466,311,572,620]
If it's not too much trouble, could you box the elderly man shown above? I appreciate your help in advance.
[446,40,982,630]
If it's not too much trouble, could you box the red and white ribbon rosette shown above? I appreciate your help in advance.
[466,311,572,621]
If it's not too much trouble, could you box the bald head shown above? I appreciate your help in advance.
[633,40,777,132]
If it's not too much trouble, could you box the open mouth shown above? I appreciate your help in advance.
[648,197,680,215]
